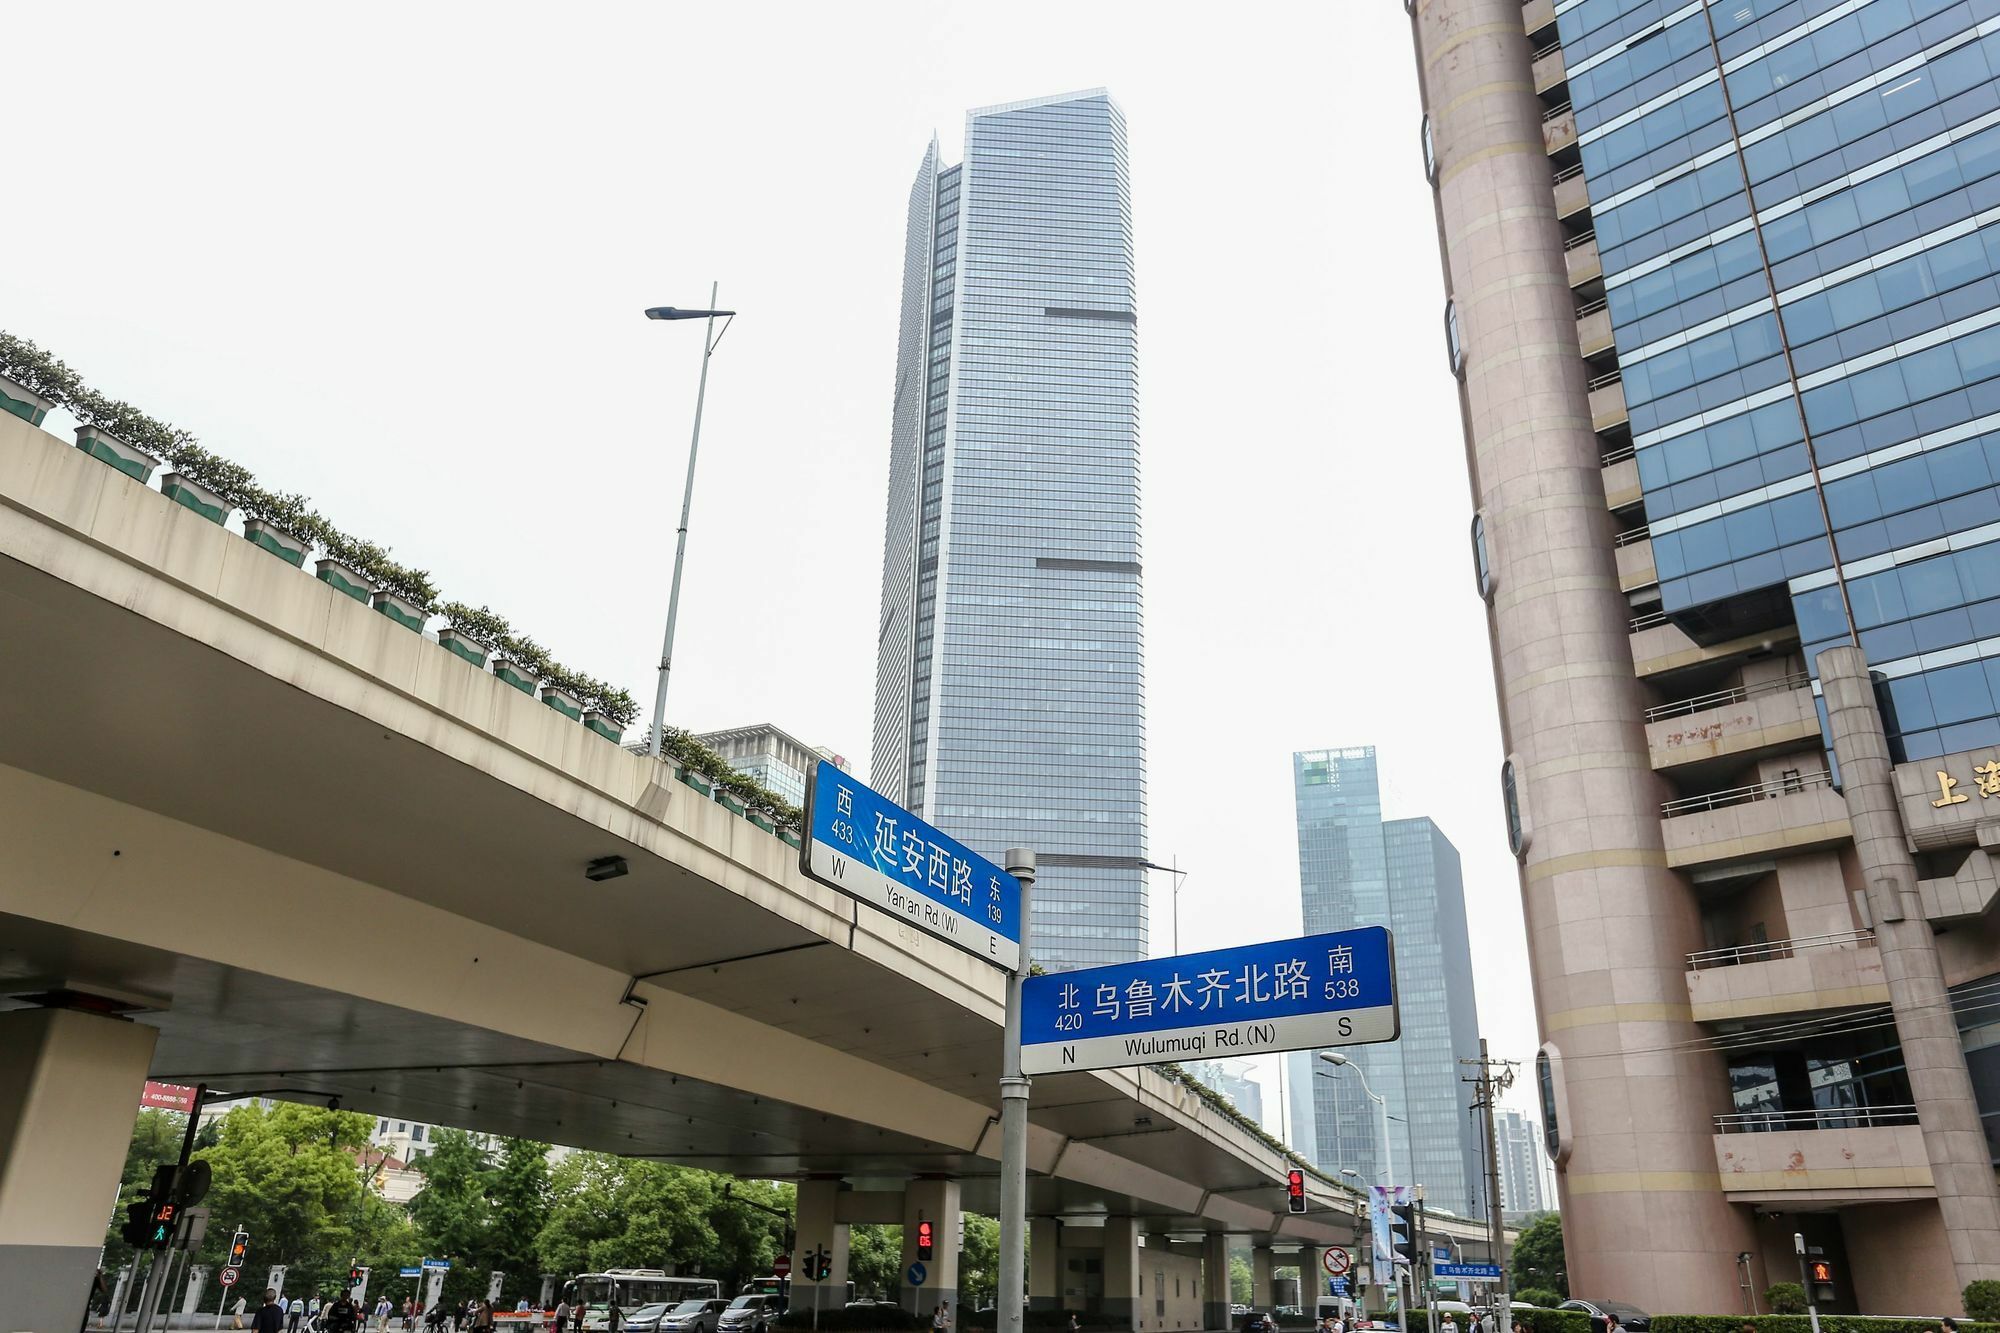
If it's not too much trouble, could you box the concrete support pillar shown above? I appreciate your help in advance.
[1301,1249,1323,1308]
[898,1178,960,1317]
[0,1007,158,1333]
[1822,646,2000,1284]
[795,1177,851,1317]
[1030,1218,1061,1313]
[1103,1218,1142,1325]
[1202,1235,1231,1331]
[1252,1247,1275,1311]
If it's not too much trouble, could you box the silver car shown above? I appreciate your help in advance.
[717,1296,782,1333]
[661,1301,730,1333]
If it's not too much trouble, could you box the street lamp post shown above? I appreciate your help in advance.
[643,285,737,759]
[1321,1052,1406,1324]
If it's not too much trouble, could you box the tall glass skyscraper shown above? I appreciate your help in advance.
[1290,748,1484,1217]
[1410,0,2000,1307]
[871,90,1147,972]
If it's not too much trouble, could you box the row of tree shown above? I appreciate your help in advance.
[105,1106,796,1306]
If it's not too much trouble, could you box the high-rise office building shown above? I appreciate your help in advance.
[1493,1107,1548,1220]
[695,723,847,809]
[870,90,1147,972]
[1292,748,1484,1217]
[1408,0,2000,1309]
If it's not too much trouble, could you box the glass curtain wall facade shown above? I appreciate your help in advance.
[1410,0,2000,1305]
[871,91,1147,971]
[1293,749,1484,1216]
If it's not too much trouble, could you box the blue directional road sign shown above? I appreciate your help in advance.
[1435,1264,1503,1280]
[906,1262,928,1287]
[420,1259,451,1271]
[801,759,1022,969]
[1021,926,1397,1075]
[399,1267,422,1278]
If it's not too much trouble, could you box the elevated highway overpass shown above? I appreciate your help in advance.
[0,414,1504,1329]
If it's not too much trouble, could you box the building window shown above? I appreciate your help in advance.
[1421,113,1436,183]
[1537,1047,1560,1159]
[1444,298,1464,377]
[1501,757,1524,855]
[411,1125,425,1143]
[1471,512,1492,601]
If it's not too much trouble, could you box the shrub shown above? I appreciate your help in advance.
[1516,1311,1590,1333]
[236,485,321,543]
[1968,1283,2000,1322]
[1765,1284,1806,1315]
[0,331,85,402]
[1517,1290,1562,1310]
[438,602,512,647]
[1652,1318,2000,1333]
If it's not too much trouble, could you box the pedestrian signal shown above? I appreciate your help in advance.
[1808,1259,1836,1303]
[916,1219,935,1261]
[1287,1170,1306,1214]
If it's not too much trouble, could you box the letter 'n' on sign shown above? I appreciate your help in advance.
[1019,925,1400,1076]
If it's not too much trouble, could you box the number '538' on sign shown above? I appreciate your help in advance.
[1020,926,1398,1075]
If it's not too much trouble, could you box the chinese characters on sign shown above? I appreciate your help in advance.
[1020,927,1397,1075]
[801,759,1022,969]
[1932,758,2000,806]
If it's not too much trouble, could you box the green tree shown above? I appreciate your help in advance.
[1765,1283,1806,1314]
[533,1157,791,1293]
[960,1215,1001,1309]
[410,1129,495,1264]
[191,1102,383,1296]
[848,1224,904,1300]
[1966,1281,2000,1321]
[1231,1254,1253,1305]
[100,1109,189,1274]
[488,1139,553,1300]
[1510,1214,1566,1299]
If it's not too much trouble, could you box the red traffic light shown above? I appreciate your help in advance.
[1287,1169,1306,1213]
[917,1219,935,1261]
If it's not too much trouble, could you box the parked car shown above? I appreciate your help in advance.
[661,1300,731,1333]
[1559,1301,1651,1333]
[1243,1312,1274,1333]
[718,1295,783,1333]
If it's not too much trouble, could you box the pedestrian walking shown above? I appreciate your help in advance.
[253,1290,287,1333]
[474,1301,496,1331]
[288,1296,307,1333]
[310,1296,324,1331]
[234,1294,251,1329]
[933,1301,951,1333]
[550,1297,570,1333]
[605,1302,624,1333]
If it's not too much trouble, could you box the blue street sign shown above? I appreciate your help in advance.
[420,1259,451,1271]
[1021,926,1397,1075]
[801,759,1022,969]
[906,1261,928,1287]
[1329,1278,1349,1297]
[1435,1263,1502,1280]
[399,1268,422,1278]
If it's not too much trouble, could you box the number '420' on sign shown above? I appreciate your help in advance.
[1020,926,1398,1075]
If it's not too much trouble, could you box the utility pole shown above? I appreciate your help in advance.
[1461,1042,1516,1324]
[998,849,1037,1333]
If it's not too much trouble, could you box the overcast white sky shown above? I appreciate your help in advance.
[3,2,1544,1136]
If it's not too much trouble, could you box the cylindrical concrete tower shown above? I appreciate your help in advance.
[1408,0,1758,1303]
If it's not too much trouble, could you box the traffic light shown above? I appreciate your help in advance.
[350,1266,364,1288]
[122,1165,179,1250]
[120,1197,153,1248]
[227,1231,249,1270]
[1286,1170,1307,1214]
[1808,1259,1836,1305]
[1389,1204,1418,1269]
[809,1247,833,1282]
[916,1219,935,1262]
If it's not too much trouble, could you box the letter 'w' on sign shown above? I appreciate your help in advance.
[800,760,1022,970]
[1019,926,1398,1075]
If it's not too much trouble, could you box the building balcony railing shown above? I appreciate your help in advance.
[1601,442,1637,465]
[1567,234,1603,287]
[1554,164,1590,220]
[1589,375,1628,431]
[1523,0,1557,38]
[1662,770,1833,817]
[1577,301,1614,358]
[1687,928,1876,970]
[1544,105,1577,155]
[1613,523,1650,548]
[1533,42,1567,94]
[1647,672,1813,722]
[1715,1105,1919,1134]
[1630,608,1669,632]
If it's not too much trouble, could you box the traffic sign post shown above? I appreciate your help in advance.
[800,760,1023,969]
[773,1254,792,1279]
[1020,926,1398,1075]
[1323,1248,1350,1278]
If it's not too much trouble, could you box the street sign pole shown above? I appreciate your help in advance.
[997,848,1036,1333]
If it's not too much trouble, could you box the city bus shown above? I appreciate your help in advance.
[569,1271,721,1324]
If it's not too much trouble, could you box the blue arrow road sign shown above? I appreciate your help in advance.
[1021,926,1397,1075]
[1435,1263,1502,1279]
[906,1261,928,1287]
[801,759,1022,969]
